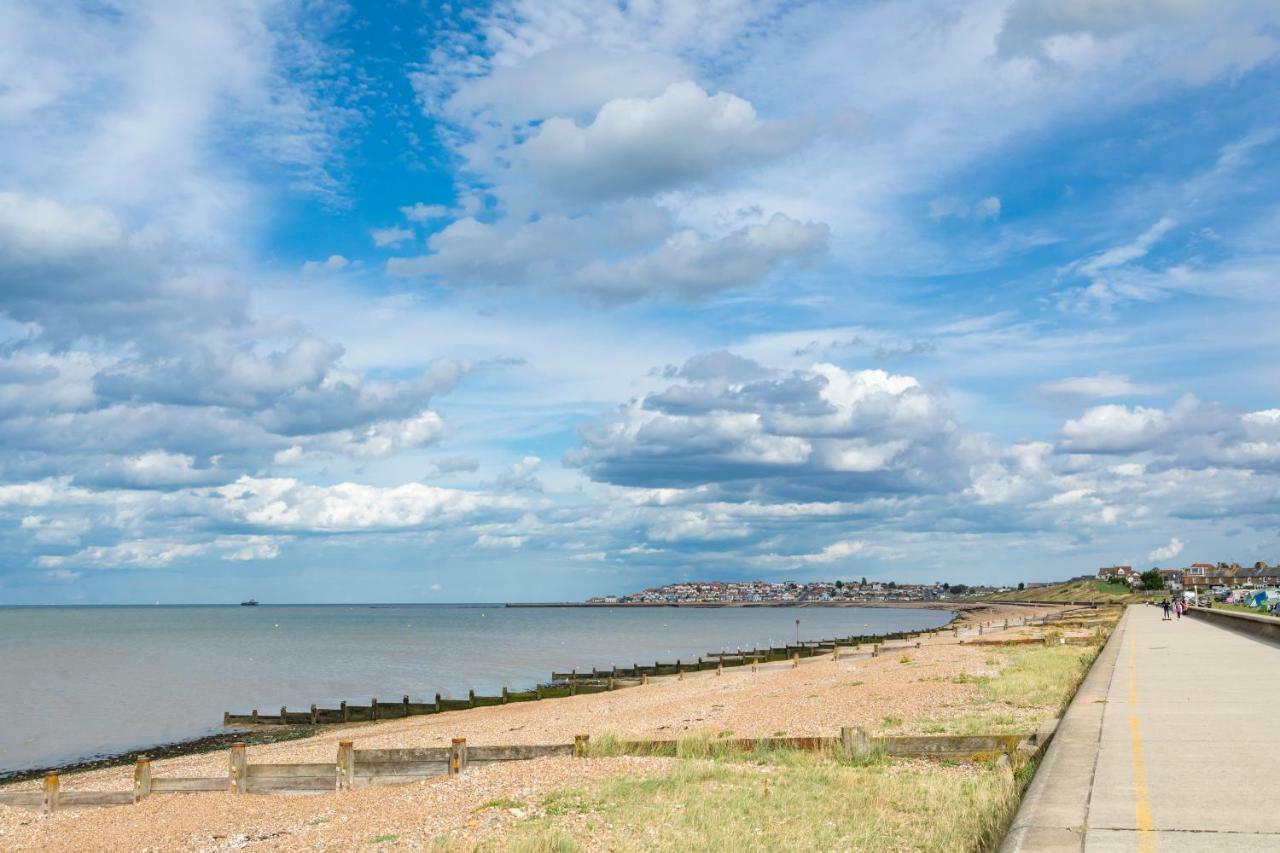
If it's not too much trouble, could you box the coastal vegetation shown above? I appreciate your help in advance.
[471,753,1019,853]
[437,618,1113,852]
[983,579,1157,604]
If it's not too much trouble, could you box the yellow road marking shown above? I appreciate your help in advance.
[1130,716,1155,852]
[1128,619,1155,852]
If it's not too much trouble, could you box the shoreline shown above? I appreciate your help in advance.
[1,601,1006,784]
[505,599,971,609]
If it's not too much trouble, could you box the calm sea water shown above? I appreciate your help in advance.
[0,604,950,773]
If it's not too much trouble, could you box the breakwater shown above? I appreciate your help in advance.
[0,604,952,773]
[224,628,942,726]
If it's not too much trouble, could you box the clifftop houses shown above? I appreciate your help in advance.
[1099,561,1280,591]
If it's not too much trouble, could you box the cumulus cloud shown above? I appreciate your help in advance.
[442,46,690,125]
[998,0,1279,79]
[391,205,825,302]
[568,353,975,499]
[755,539,866,566]
[213,476,532,532]
[1149,537,1184,562]
[1059,403,1175,453]
[523,82,802,202]
[572,214,828,301]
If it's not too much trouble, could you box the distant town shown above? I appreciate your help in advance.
[586,579,1003,606]
[1098,561,1279,591]
[585,561,1280,606]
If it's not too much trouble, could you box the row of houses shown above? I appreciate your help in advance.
[1099,562,1280,591]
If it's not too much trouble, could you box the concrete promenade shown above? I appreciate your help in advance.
[1003,604,1280,852]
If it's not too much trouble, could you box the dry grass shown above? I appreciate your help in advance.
[445,752,1019,853]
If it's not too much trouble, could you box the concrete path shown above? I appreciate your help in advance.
[1003,604,1280,852]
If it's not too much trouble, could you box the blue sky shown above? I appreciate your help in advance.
[3,0,1280,603]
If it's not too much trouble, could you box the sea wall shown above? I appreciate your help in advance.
[1187,605,1280,644]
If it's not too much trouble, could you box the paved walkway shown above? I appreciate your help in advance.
[1003,604,1280,852]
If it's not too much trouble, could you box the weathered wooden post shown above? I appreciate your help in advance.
[371,698,379,720]
[337,740,355,790]
[841,727,874,758]
[229,742,247,794]
[133,757,151,803]
[341,700,350,723]
[449,738,467,776]
[310,704,318,725]
[42,772,59,814]
[574,734,590,758]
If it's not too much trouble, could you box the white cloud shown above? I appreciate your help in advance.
[371,226,414,248]
[1039,372,1163,399]
[573,214,828,301]
[442,46,690,125]
[523,81,801,202]
[755,539,866,566]
[1149,537,1184,562]
[39,539,209,569]
[400,203,451,223]
[1059,404,1173,453]
[214,476,531,532]
[327,411,446,458]
[301,254,350,273]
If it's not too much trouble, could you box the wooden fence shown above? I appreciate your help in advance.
[0,721,1059,814]
[0,737,583,813]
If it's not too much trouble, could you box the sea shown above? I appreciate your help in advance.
[0,603,952,774]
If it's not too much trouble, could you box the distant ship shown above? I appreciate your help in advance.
[240,599,259,606]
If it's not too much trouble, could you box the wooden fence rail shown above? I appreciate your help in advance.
[0,737,580,812]
[0,722,1058,813]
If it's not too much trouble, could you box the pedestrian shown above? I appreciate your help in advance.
[1162,599,1171,620]
[1175,599,1181,619]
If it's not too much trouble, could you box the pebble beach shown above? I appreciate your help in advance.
[0,601,1067,850]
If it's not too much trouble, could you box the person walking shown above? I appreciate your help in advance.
[1162,599,1172,621]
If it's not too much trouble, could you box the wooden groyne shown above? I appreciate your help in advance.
[0,721,1060,813]
[221,627,950,727]
[220,610,1082,730]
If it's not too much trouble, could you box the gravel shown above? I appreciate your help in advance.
[0,602,1065,850]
